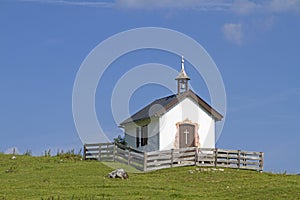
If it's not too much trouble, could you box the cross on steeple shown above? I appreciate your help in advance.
[175,56,190,95]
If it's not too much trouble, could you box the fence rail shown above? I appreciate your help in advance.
[83,143,264,172]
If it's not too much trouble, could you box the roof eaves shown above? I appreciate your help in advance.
[187,90,223,121]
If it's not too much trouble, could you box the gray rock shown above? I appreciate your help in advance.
[108,169,128,179]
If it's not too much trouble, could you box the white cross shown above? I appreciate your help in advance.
[184,129,189,144]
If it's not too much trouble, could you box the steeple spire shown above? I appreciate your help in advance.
[181,55,185,71]
[175,56,190,95]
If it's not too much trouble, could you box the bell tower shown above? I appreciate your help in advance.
[175,56,190,95]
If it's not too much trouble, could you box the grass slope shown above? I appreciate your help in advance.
[0,154,299,199]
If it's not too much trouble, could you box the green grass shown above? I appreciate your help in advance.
[0,154,299,199]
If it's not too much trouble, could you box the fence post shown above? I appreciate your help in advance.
[259,152,264,171]
[214,148,218,167]
[128,148,131,165]
[107,144,109,160]
[226,151,229,166]
[194,148,198,166]
[83,144,86,160]
[113,144,116,162]
[237,150,241,169]
[171,149,174,167]
[98,144,101,161]
[143,152,147,171]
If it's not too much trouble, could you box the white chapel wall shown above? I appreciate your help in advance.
[159,97,215,150]
[124,118,159,152]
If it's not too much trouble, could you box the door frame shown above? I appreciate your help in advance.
[174,118,200,149]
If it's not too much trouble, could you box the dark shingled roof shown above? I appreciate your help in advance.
[120,90,223,126]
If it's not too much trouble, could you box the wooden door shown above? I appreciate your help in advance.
[179,123,195,148]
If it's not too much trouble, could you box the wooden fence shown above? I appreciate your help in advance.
[83,143,264,172]
[84,142,144,171]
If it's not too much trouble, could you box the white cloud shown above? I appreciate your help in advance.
[19,0,300,46]
[115,0,300,13]
[20,0,234,11]
[231,0,258,15]
[231,0,300,15]
[20,0,114,8]
[222,23,243,45]
[268,0,300,13]
[115,0,232,11]
[19,0,300,13]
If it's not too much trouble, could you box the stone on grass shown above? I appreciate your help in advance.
[108,169,128,179]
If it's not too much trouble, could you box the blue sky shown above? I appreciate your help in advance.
[1,0,300,173]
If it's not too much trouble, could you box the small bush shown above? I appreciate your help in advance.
[23,149,32,156]
[114,135,127,146]
[56,149,82,161]
[43,149,51,157]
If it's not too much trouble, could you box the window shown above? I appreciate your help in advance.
[136,127,140,148]
[141,125,148,146]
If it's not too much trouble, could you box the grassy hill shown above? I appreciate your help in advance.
[0,154,299,199]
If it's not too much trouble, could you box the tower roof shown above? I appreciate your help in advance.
[175,56,190,80]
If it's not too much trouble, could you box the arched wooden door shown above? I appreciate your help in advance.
[179,123,195,148]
